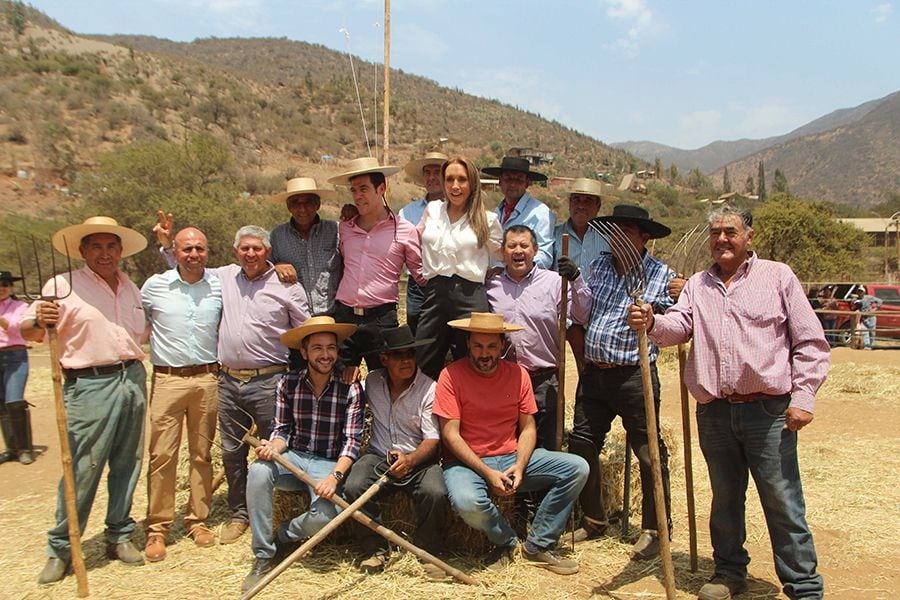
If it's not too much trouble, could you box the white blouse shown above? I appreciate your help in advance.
[418,201,502,283]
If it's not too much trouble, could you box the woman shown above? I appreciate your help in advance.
[0,270,33,465]
[414,156,503,379]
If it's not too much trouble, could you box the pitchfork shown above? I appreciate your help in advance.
[17,237,88,597]
[587,219,676,600]
[214,410,477,598]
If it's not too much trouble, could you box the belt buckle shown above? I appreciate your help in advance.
[352,306,366,316]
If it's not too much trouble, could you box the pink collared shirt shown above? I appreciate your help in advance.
[25,266,146,369]
[336,213,426,308]
[0,298,28,347]
[648,254,830,413]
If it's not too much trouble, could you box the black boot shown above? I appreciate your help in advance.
[8,402,34,465]
[0,405,16,464]
[568,432,609,541]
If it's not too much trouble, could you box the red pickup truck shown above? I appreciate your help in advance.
[816,283,900,346]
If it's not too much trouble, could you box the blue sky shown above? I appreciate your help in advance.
[25,0,900,149]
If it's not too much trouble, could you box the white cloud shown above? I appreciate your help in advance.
[677,110,722,148]
[873,2,892,22]
[736,103,803,139]
[602,0,657,56]
[157,0,265,34]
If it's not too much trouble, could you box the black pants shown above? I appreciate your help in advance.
[530,370,559,451]
[414,275,489,381]
[572,363,671,532]
[332,301,399,372]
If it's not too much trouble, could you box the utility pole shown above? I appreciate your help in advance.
[383,0,390,166]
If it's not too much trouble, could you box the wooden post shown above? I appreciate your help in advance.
[677,342,698,572]
[555,234,570,451]
[382,0,390,166]
[48,329,89,597]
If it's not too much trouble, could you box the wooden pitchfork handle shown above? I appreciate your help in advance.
[48,327,89,597]
[677,341,699,572]
[243,473,392,599]
[635,299,676,600]
[555,233,570,451]
[239,432,478,588]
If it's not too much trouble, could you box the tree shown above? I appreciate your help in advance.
[744,175,755,195]
[753,193,867,280]
[757,161,767,202]
[773,168,790,195]
[6,1,26,36]
[722,167,732,193]
[654,158,663,179]
[687,167,710,190]
[668,163,680,184]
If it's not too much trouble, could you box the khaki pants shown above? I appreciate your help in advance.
[146,371,218,535]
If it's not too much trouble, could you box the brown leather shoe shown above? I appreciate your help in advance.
[145,533,167,562]
[220,520,249,545]
[190,525,217,547]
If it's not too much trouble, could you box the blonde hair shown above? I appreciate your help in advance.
[442,156,489,248]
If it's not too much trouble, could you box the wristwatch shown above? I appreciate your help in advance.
[331,470,344,482]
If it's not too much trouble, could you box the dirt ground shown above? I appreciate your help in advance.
[1,345,898,599]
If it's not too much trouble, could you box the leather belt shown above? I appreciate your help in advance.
[718,392,787,404]
[63,359,138,381]
[337,301,397,318]
[221,364,287,382]
[589,361,624,369]
[154,363,219,377]
[528,366,558,378]
[0,345,27,352]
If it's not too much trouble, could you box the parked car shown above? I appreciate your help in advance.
[816,283,900,346]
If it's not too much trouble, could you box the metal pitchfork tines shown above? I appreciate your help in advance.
[17,236,88,596]
[667,222,709,280]
[585,219,677,600]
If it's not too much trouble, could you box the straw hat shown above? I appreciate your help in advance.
[447,312,524,333]
[269,177,336,204]
[569,178,605,200]
[403,151,449,185]
[481,156,547,182]
[280,315,357,349]
[365,325,434,355]
[52,216,148,259]
[591,204,672,239]
[327,157,401,186]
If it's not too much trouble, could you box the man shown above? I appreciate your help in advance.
[22,216,149,584]
[243,316,364,591]
[553,178,611,373]
[433,312,588,575]
[140,227,221,561]
[570,204,675,557]
[268,177,342,316]
[154,217,310,544]
[341,325,448,578]
[628,206,829,600]
[481,156,555,268]
[399,151,447,333]
[327,157,427,381]
[854,287,882,350]
[486,225,591,449]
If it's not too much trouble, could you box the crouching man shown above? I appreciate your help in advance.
[433,312,588,574]
[242,316,364,592]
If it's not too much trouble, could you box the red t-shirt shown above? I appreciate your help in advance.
[433,358,537,459]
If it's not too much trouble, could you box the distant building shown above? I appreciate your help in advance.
[507,147,555,167]
[839,218,900,247]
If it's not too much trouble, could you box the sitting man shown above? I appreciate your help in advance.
[242,316,364,592]
[342,325,449,579]
[433,312,588,575]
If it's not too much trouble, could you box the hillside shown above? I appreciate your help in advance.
[712,92,900,207]
[613,93,891,174]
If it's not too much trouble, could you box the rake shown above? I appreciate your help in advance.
[215,411,477,598]
[587,219,676,600]
[17,236,87,597]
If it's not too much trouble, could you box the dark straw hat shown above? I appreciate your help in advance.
[366,325,434,354]
[481,156,547,182]
[0,271,23,282]
[591,204,672,239]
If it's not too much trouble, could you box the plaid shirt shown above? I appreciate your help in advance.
[584,252,674,365]
[270,217,342,315]
[271,369,365,460]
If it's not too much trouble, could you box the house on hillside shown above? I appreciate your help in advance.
[618,173,647,194]
[508,147,555,167]
[839,218,900,247]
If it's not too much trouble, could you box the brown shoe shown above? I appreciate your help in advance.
[631,529,660,560]
[220,520,249,545]
[190,525,217,547]
[145,533,167,562]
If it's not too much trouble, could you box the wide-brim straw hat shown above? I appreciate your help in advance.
[403,151,449,185]
[447,312,524,334]
[480,156,547,182]
[269,177,336,204]
[569,178,606,200]
[591,204,672,239]
[327,157,401,186]
[280,315,358,349]
[52,216,148,259]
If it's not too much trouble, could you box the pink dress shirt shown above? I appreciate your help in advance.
[648,254,830,413]
[25,266,146,369]
[0,298,28,347]
[336,213,426,308]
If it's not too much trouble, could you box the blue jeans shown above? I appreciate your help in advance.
[247,449,340,559]
[0,348,29,404]
[697,397,823,599]
[862,315,876,348]
[218,370,282,522]
[48,362,147,559]
[443,448,588,552]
